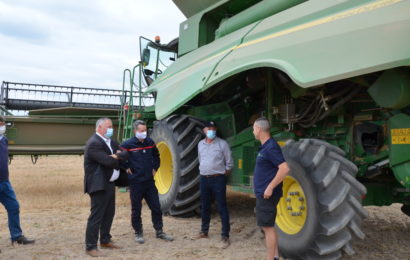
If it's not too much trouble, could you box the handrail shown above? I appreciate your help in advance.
[117,63,148,141]
[2,81,123,92]
[4,87,129,97]
[117,69,132,141]
[124,64,140,139]
[0,105,12,116]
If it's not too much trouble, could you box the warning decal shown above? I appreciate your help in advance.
[391,128,410,144]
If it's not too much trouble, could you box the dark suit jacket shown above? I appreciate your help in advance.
[83,133,129,194]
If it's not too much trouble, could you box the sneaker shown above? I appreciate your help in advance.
[13,236,35,245]
[220,236,230,249]
[156,231,174,241]
[135,233,145,244]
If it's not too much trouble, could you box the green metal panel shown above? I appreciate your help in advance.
[187,102,236,137]
[5,116,119,155]
[148,23,253,119]
[177,0,263,55]
[362,183,394,206]
[28,107,119,116]
[172,0,223,17]
[215,0,306,39]
[388,113,410,188]
[227,127,258,188]
[368,69,410,109]
[207,0,410,87]
[178,13,203,55]
[149,0,410,120]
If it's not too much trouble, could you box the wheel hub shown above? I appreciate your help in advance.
[155,141,174,194]
[277,176,307,234]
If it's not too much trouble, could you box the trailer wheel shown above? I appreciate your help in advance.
[277,139,368,259]
[150,115,204,216]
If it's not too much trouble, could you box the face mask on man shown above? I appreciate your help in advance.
[135,131,147,140]
[206,130,216,140]
[104,128,114,138]
[0,125,5,135]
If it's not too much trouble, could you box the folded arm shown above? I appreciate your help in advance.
[88,143,120,169]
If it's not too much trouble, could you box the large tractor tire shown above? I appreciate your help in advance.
[278,139,368,260]
[150,115,204,216]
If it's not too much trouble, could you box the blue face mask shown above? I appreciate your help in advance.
[206,130,216,139]
[104,128,114,138]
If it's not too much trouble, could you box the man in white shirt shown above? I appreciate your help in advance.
[83,118,126,257]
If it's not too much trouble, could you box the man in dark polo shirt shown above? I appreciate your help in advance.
[0,116,35,247]
[253,117,289,260]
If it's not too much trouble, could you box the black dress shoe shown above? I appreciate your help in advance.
[13,236,35,245]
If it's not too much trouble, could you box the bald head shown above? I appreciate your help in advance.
[254,118,270,132]
[253,117,271,141]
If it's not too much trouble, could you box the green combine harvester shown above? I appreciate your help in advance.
[3,0,410,259]
[120,0,410,259]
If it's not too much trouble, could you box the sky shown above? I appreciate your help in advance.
[0,0,185,90]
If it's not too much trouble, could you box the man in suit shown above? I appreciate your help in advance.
[0,116,35,249]
[84,117,127,257]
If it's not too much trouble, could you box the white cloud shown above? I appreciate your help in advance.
[0,0,185,90]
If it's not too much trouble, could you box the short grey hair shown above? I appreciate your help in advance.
[133,120,146,130]
[254,117,270,132]
[0,115,4,123]
[95,117,111,130]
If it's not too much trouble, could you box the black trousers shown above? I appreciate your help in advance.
[85,183,115,250]
[130,180,163,234]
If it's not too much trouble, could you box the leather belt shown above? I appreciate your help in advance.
[202,174,224,178]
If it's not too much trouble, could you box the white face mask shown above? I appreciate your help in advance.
[0,125,5,135]
[135,131,147,140]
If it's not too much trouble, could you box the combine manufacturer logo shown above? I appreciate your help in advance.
[391,128,410,144]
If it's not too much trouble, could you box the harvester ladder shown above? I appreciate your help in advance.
[118,62,152,141]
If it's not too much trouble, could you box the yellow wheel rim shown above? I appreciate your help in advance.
[155,141,173,194]
[276,176,307,235]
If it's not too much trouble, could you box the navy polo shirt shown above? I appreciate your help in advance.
[253,138,286,199]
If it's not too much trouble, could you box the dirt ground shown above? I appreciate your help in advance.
[0,156,409,260]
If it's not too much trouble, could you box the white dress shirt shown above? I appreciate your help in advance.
[96,132,119,182]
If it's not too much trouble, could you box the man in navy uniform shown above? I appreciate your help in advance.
[120,120,173,244]
[253,117,289,260]
[0,115,35,247]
